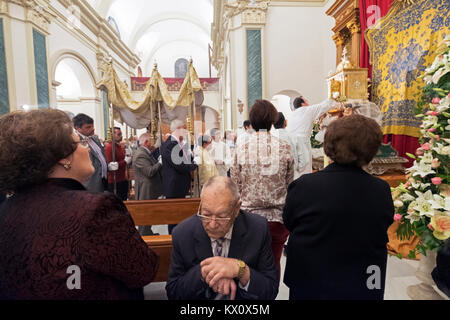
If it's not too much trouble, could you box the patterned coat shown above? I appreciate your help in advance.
[230,132,294,223]
[0,178,159,300]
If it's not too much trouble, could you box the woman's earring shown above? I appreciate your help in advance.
[63,162,72,171]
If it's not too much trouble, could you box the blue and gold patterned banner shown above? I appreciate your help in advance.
[366,0,449,137]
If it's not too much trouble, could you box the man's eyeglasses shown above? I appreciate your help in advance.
[196,201,239,223]
[196,212,232,223]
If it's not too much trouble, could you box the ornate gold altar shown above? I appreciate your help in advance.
[327,48,369,101]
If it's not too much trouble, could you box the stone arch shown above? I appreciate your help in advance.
[50,50,98,96]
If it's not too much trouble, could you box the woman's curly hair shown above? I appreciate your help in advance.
[324,114,382,167]
[0,109,77,193]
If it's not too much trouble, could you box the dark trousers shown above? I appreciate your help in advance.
[107,180,129,201]
[268,222,289,282]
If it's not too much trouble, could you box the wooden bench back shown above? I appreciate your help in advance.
[125,198,200,226]
[124,198,200,283]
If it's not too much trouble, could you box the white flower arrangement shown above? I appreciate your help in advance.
[392,35,450,258]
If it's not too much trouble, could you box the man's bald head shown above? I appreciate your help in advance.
[199,176,241,239]
[201,176,240,204]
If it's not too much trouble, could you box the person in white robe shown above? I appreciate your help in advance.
[288,96,338,179]
[272,112,297,168]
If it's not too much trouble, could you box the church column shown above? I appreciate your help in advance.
[0,0,54,111]
[347,18,361,68]
[332,33,345,67]
[223,0,269,130]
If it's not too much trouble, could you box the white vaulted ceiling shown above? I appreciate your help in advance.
[86,0,214,77]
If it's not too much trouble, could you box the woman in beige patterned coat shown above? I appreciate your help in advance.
[231,100,295,280]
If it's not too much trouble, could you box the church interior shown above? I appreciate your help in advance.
[0,0,449,301]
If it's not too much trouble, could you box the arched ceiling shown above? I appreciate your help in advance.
[87,0,214,76]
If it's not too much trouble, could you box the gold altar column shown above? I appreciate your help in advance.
[332,33,345,68]
[347,18,361,68]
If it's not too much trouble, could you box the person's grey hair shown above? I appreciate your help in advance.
[139,133,151,146]
[201,176,240,204]
[170,119,184,132]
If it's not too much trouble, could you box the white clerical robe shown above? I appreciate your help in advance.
[288,99,337,178]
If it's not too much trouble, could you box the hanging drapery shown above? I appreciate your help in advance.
[365,0,449,166]
[97,61,204,129]
[359,0,395,81]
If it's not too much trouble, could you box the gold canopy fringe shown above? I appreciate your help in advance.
[96,60,203,126]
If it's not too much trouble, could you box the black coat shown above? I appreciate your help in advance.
[161,137,197,198]
[432,242,450,298]
[166,211,279,300]
[283,163,394,300]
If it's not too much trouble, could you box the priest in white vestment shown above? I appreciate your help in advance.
[288,97,338,179]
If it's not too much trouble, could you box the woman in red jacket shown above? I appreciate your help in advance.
[0,109,158,300]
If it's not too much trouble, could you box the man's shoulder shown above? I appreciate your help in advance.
[172,215,201,239]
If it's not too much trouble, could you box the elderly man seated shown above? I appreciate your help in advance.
[166,176,278,300]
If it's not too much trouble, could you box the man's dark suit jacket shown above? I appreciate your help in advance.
[283,163,394,300]
[0,179,159,300]
[161,136,197,198]
[166,211,279,300]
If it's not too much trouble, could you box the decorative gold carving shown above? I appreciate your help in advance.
[332,33,345,46]
[346,19,360,34]
[329,79,342,99]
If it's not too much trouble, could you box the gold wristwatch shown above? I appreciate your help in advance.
[237,260,247,280]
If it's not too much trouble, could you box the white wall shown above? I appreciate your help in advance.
[146,42,216,78]
[264,4,336,105]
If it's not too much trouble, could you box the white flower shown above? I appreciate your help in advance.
[446,119,450,131]
[432,68,444,84]
[408,177,431,190]
[394,200,404,208]
[433,143,450,156]
[429,194,446,210]
[405,212,421,223]
[422,152,433,164]
[400,193,416,202]
[422,116,438,128]
[408,161,436,178]
[413,190,435,217]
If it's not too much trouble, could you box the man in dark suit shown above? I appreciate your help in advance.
[133,133,163,236]
[166,176,278,300]
[73,114,108,192]
[161,120,197,234]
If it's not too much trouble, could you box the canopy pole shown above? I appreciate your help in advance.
[157,100,164,158]
[110,102,117,196]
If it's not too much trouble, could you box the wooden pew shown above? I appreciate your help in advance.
[125,198,200,282]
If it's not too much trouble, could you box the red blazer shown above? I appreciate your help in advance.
[104,142,127,183]
[0,179,159,300]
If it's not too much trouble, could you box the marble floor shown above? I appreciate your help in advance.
[144,225,448,300]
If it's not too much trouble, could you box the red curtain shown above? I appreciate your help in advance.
[359,0,418,168]
[359,0,395,79]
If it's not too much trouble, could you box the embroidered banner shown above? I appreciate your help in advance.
[366,0,449,137]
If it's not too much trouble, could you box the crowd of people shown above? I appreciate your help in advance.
[0,97,448,301]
